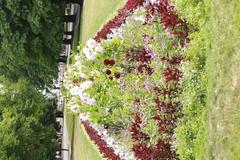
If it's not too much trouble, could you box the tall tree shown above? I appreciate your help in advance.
[0,78,57,160]
[0,0,65,88]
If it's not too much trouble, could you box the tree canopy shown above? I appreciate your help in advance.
[0,0,65,88]
[0,78,57,159]
[0,0,65,158]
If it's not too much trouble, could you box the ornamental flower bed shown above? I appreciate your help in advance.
[81,120,121,160]
[63,0,189,159]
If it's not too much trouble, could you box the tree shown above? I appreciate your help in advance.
[0,78,57,160]
[0,0,65,88]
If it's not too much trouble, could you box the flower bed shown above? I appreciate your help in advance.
[81,120,121,160]
[63,0,189,159]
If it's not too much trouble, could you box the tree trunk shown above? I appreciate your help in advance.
[64,15,76,22]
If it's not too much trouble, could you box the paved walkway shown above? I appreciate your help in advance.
[62,116,71,160]
[61,3,81,160]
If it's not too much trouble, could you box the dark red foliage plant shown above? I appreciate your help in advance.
[146,0,187,36]
[130,112,150,142]
[81,121,121,160]
[94,0,146,41]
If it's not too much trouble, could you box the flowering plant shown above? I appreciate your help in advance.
[63,0,189,159]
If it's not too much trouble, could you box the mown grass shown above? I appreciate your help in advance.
[72,117,102,160]
[65,111,102,160]
[65,107,103,160]
[65,1,126,160]
[65,110,75,145]
[207,0,240,159]
[79,0,126,44]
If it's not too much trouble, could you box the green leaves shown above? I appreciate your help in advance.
[0,78,57,159]
[0,0,64,88]
[0,0,64,158]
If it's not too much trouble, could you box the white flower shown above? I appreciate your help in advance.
[91,70,100,76]
[79,113,89,121]
[83,44,98,60]
[70,105,79,113]
[86,98,96,106]
[74,60,82,68]
[86,39,97,48]
[95,45,104,53]
[107,137,115,146]
[74,55,81,61]
[85,51,97,60]
[70,86,82,95]
[79,92,96,106]
[83,47,90,54]
[80,81,93,90]
[79,72,87,78]
[79,92,89,100]
[148,0,156,4]
[134,16,145,23]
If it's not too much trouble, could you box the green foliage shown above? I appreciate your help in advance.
[172,2,210,159]
[172,0,208,27]
[0,0,64,159]
[174,30,209,160]
[0,78,57,160]
[173,0,240,159]
[0,0,64,88]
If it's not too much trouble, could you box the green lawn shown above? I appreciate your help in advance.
[79,0,126,44]
[66,1,126,160]
[65,110,75,145]
[65,112,102,160]
[207,0,240,159]
[72,117,102,160]
[65,110,103,160]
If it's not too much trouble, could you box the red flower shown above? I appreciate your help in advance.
[134,98,141,106]
[105,69,112,75]
[114,72,121,79]
[104,59,115,66]
[153,87,161,94]
[163,67,183,82]
[72,79,78,84]
[103,59,110,65]
[154,98,165,112]
[109,59,115,66]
